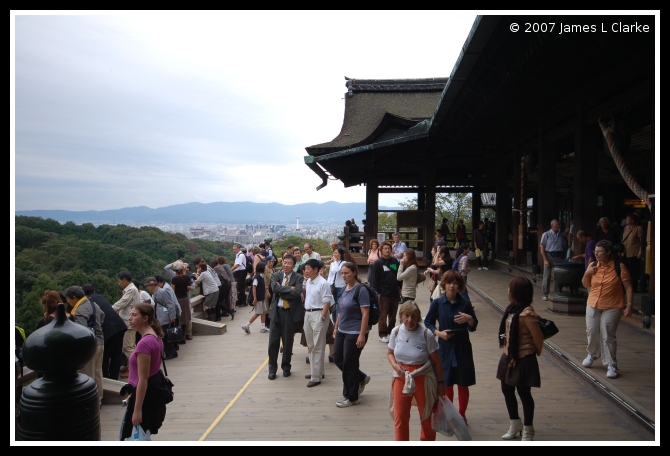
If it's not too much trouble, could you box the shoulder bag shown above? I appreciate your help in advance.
[417,270,426,284]
[537,316,559,339]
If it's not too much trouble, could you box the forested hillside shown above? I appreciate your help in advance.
[14,216,235,335]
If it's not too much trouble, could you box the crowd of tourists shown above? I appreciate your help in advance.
[26,211,645,441]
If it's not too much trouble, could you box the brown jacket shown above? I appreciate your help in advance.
[503,306,544,359]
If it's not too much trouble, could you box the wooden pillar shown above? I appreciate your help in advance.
[472,189,482,233]
[495,165,512,261]
[417,186,426,210]
[366,180,378,247]
[513,147,524,264]
[648,100,655,299]
[573,108,598,256]
[425,180,436,261]
[537,129,556,237]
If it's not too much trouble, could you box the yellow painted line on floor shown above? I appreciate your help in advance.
[199,357,269,441]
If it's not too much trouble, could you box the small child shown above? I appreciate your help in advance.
[241,262,268,334]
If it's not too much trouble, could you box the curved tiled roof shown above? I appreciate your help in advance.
[306,77,447,155]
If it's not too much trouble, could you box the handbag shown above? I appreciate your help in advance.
[475,248,482,259]
[537,316,559,339]
[164,324,184,344]
[417,271,426,284]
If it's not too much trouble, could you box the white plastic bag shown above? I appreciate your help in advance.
[431,398,454,437]
[125,425,152,441]
[438,396,472,441]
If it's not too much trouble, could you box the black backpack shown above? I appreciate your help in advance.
[353,282,380,327]
[245,256,254,274]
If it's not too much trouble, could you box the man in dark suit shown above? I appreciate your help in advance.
[83,284,128,380]
[267,254,304,380]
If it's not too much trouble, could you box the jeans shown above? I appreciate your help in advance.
[331,287,342,323]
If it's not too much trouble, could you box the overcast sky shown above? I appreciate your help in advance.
[11,11,479,212]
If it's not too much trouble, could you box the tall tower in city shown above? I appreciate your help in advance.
[296,213,300,231]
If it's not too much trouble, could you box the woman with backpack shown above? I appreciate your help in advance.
[397,248,419,303]
[580,240,633,380]
[332,261,371,408]
[425,270,478,425]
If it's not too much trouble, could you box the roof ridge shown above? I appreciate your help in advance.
[345,76,448,93]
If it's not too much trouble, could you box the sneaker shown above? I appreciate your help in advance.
[241,323,250,334]
[483,267,489,270]
[582,354,595,368]
[378,336,389,343]
[358,376,371,396]
[607,364,618,379]
[260,327,269,333]
[478,267,483,270]
[541,296,548,301]
[336,397,359,408]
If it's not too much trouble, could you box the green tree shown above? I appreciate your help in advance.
[16,274,61,336]
[399,192,476,234]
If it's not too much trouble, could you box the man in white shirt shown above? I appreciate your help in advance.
[302,259,333,387]
[231,244,247,307]
[303,243,321,261]
[111,271,140,375]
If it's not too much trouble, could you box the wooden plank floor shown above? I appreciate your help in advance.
[99,270,655,442]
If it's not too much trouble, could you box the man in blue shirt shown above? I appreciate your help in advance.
[540,219,567,300]
[392,232,407,259]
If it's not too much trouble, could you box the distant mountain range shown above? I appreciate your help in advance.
[15,201,399,225]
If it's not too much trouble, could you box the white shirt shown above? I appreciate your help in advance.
[233,251,246,271]
[304,275,333,310]
[303,251,322,261]
[138,290,153,305]
[327,260,346,288]
[388,324,438,365]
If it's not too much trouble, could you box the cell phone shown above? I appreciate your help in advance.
[446,328,467,334]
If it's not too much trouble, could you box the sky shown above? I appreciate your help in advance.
[11,11,478,212]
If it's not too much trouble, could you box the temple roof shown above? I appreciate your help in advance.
[305,77,447,155]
